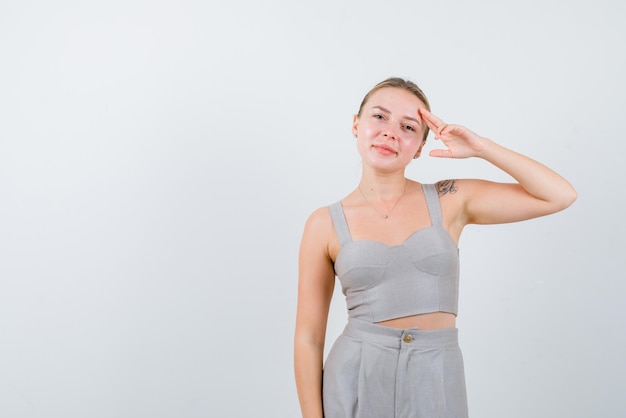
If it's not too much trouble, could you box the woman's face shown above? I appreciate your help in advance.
[353,87,428,173]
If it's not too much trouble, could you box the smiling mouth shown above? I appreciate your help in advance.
[372,144,397,154]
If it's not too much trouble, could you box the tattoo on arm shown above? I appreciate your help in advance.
[436,180,458,197]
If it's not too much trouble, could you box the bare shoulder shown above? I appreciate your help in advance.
[301,205,340,260]
[303,206,334,234]
[302,206,334,244]
[435,178,489,199]
[435,179,460,197]
[433,179,481,236]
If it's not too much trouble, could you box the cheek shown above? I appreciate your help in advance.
[400,136,421,150]
[356,137,369,156]
[359,122,378,137]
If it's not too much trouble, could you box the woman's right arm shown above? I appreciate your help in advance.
[294,208,337,418]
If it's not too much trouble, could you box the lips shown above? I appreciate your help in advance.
[372,143,397,155]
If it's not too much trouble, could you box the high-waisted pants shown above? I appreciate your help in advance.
[322,318,468,418]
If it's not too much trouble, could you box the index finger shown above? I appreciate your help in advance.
[419,108,448,136]
[419,108,446,128]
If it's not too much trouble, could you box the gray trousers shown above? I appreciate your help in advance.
[322,318,468,418]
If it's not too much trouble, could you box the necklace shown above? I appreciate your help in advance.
[358,180,408,219]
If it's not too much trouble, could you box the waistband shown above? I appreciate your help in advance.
[342,318,459,349]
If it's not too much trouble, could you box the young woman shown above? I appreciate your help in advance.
[294,77,577,418]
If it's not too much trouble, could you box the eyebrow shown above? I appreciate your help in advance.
[371,106,422,125]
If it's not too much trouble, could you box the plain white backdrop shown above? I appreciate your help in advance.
[1,1,624,417]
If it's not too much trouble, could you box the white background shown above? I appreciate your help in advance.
[1,1,624,417]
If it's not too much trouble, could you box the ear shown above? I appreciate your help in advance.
[413,140,427,159]
[352,114,359,137]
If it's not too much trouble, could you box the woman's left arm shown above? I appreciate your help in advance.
[420,108,577,225]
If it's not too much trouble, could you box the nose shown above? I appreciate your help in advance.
[383,124,399,140]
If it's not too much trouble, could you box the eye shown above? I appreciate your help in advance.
[373,113,385,120]
[404,124,416,132]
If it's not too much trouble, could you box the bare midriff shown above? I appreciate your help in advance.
[375,312,456,330]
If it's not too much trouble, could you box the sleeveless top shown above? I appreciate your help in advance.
[328,183,460,323]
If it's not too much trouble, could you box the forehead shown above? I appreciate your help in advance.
[365,87,427,113]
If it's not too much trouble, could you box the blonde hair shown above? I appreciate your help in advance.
[357,77,431,142]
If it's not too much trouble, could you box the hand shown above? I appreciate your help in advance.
[419,108,490,159]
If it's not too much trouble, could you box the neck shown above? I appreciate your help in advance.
[359,171,408,201]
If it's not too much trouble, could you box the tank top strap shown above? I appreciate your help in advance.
[328,202,352,245]
[421,183,443,226]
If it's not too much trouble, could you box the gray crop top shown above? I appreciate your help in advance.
[328,183,460,323]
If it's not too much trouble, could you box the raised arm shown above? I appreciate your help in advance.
[420,108,577,225]
[294,208,336,418]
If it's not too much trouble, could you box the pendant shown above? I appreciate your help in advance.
[383,215,388,219]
